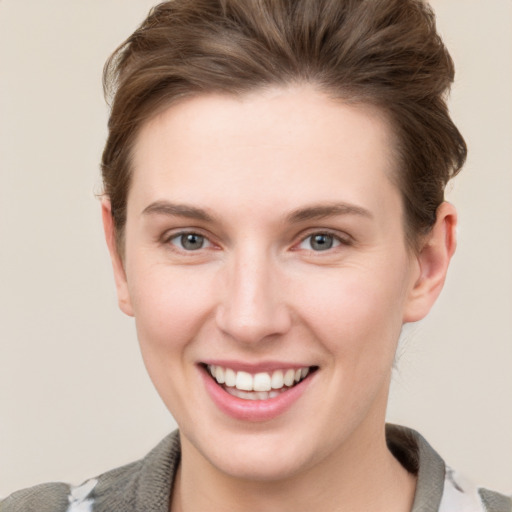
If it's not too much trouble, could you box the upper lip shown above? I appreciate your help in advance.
[200,360,316,373]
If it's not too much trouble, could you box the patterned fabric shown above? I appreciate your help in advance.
[66,479,97,512]
[1,426,510,512]
[440,469,488,511]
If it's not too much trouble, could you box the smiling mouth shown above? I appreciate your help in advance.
[204,364,318,401]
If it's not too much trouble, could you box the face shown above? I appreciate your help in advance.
[109,86,429,482]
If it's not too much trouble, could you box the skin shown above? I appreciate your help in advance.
[103,85,456,511]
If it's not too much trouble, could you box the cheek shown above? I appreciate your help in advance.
[127,265,219,415]
[128,264,216,357]
[294,263,409,360]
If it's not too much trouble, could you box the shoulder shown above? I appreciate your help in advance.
[442,469,512,512]
[0,431,181,512]
[478,488,512,512]
[0,465,138,512]
[386,424,511,512]
[0,482,71,512]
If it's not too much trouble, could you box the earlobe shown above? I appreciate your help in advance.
[101,199,134,317]
[403,202,457,323]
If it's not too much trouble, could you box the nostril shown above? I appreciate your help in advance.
[215,303,293,345]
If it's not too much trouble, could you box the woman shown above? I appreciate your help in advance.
[1,1,510,511]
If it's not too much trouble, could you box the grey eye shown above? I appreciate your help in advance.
[299,233,340,251]
[310,234,334,251]
[172,233,209,251]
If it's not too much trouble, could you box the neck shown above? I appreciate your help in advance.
[171,421,416,512]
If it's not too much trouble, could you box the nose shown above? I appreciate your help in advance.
[215,248,292,345]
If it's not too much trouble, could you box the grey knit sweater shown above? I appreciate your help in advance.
[1,425,510,512]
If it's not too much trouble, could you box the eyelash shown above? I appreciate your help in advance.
[162,229,352,254]
[295,231,353,252]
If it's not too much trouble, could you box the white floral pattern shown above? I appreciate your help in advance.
[66,478,97,512]
[439,468,486,512]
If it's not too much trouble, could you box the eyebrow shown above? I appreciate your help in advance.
[142,200,372,224]
[285,202,373,223]
[142,201,215,222]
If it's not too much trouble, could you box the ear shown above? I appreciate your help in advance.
[403,202,457,323]
[101,199,134,317]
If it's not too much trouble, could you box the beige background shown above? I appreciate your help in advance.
[0,0,511,497]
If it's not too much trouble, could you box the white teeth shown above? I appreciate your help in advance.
[207,364,313,398]
[271,370,284,389]
[225,388,287,400]
[226,388,260,400]
[283,369,295,386]
[253,372,272,392]
[225,368,236,387]
[235,371,253,391]
[215,366,225,384]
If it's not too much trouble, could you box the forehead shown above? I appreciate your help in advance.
[129,85,400,220]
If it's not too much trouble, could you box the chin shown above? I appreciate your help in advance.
[209,446,312,482]
[183,424,323,483]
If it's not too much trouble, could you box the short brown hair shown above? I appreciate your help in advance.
[102,0,466,249]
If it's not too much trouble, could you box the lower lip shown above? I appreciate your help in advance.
[200,367,313,422]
